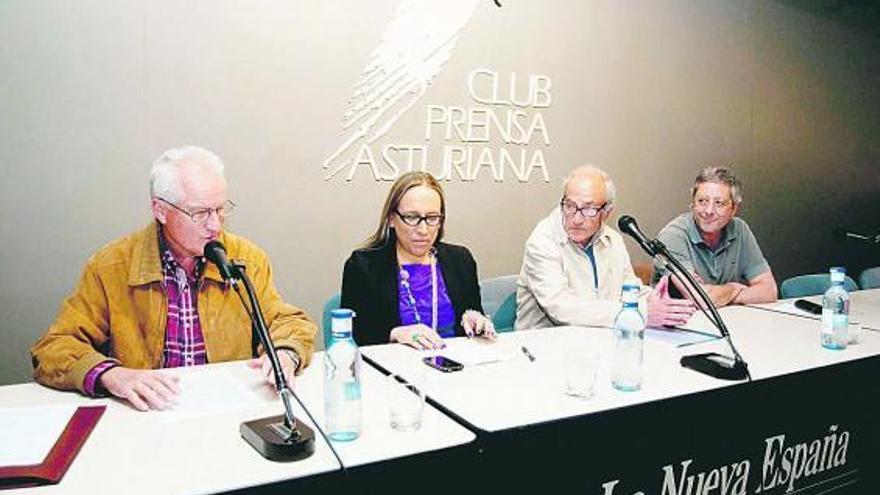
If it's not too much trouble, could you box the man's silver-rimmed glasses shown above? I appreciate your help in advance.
[157,197,236,223]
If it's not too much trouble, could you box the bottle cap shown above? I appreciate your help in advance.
[621,284,640,304]
[331,308,355,319]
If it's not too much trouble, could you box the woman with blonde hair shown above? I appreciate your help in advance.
[341,171,495,348]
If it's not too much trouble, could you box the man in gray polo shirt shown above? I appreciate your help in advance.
[652,166,777,307]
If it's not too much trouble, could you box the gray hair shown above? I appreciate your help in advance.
[562,164,617,206]
[692,166,742,204]
[150,146,225,203]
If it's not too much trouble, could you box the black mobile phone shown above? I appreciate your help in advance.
[795,299,823,315]
[422,356,464,373]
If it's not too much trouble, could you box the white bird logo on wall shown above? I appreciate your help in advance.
[322,0,481,181]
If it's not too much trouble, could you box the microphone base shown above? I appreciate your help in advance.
[240,415,316,462]
[680,352,749,381]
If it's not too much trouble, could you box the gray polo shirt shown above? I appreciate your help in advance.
[651,213,770,286]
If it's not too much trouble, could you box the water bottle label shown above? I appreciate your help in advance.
[344,381,361,401]
[821,309,833,336]
[822,309,848,335]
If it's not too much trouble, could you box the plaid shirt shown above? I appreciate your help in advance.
[158,249,208,368]
[84,243,208,396]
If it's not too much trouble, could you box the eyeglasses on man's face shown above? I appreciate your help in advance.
[158,198,236,224]
[560,199,608,219]
[395,210,444,227]
[692,197,732,211]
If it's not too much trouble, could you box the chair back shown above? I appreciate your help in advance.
[858,267,880,290]
[492,292,517,332]
[479,274,518,333]
[632,262,654,286]
[780,274,859,299]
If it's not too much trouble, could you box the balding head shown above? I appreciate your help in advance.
[562,165,616,206]
[560,165,616,247]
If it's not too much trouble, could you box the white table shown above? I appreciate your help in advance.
[292,352,475,468]
[361,303,880,434]
[746,288,880,331]
[361,327,732,433]
[0,360,340,495]
[360,311,880,494]
[0,352,475,494]
[678,303,880,378]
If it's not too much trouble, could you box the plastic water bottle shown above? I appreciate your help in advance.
[324,308,362,441]
[612,284,645,391]
[821,267,849,350]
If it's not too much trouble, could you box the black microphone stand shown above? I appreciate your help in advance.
[649,240,751,381]
[230,262,315,461]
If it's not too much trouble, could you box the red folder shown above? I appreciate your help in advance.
[0,405,105,490]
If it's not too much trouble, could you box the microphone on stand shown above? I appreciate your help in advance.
[617,215,659,258]
[617,216,750,381]
[203,241,315,462]
[204,240,239,286]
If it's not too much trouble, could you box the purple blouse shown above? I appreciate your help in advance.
[397,263,456,337]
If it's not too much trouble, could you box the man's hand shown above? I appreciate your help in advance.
[248,349,299,388]
[706,282,747,307]
[670,270,745,308]
[646,275,697,328]
[730,270,778,305]
[100,367,180,411]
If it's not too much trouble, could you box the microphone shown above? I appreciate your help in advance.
[618,215,657,257]
[212,243,315,462]
[203,240,238,285]
[617,214,750,382]
[202,240,316,461]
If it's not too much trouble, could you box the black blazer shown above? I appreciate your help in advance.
[340,239,484,346]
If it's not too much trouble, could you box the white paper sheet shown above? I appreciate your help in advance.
[434,339,514,366]
[758,301,880,331]
[645,328,722,347]
[0,404,77,467]
[763,301,820,319]
[155,368,268,423]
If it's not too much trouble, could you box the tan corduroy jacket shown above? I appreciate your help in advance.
[31,223,317,393]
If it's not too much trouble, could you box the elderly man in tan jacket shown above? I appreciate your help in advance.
[516,165,696,330]
[32,146,316,411]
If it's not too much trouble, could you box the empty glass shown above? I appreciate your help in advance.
[848,310,863,345]
[564,348,600,399]
[386,374,425,432]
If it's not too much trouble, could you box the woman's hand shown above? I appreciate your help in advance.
[462,310,497,341]
[390,324,446,350]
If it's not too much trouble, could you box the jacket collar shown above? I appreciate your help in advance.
[127,222,227,286]
[382,230,445,265]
